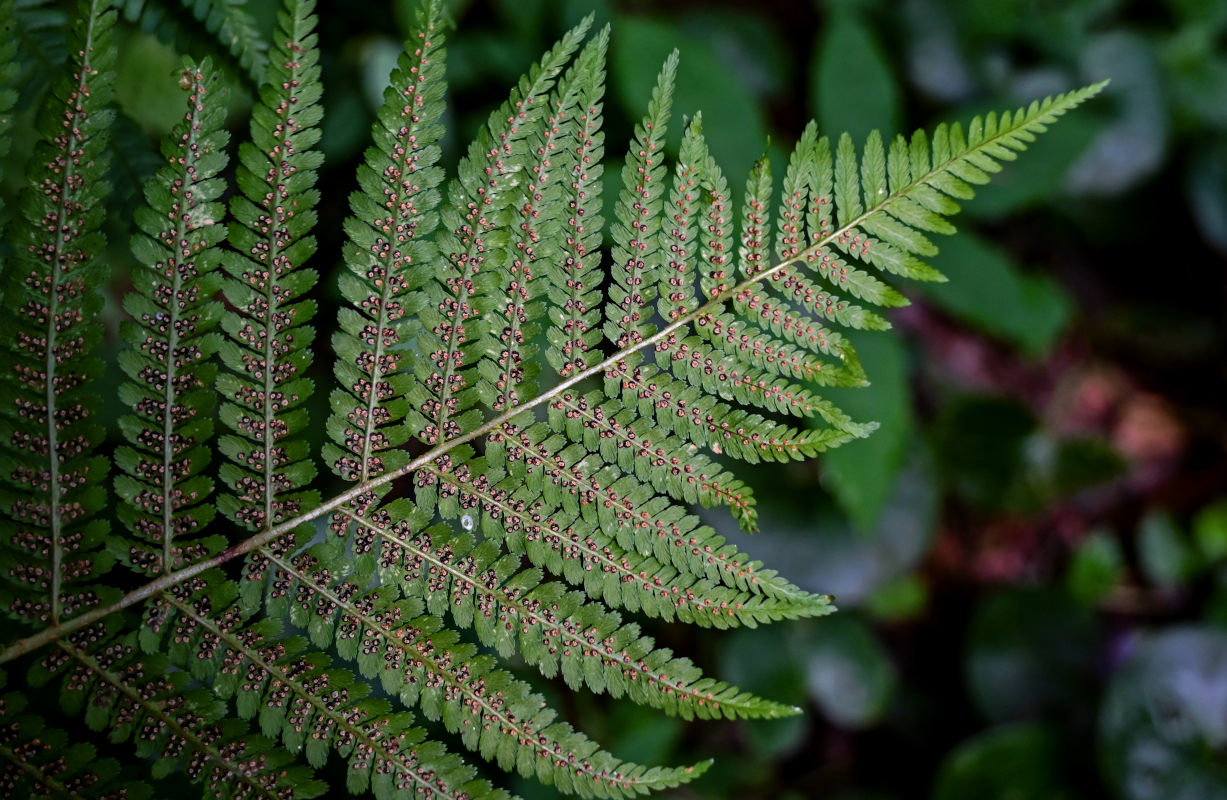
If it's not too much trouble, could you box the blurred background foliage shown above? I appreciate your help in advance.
[3,0,1227,797]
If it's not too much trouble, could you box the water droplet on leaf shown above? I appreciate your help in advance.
[461,514,474,531]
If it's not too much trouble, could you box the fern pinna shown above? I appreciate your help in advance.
[0,0,1104,796]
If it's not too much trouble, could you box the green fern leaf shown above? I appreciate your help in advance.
[0,672,148,798]
[115,58,229,576]
[0,0,118,628]
[0,0,1107,795]
[218,0,321,541]
[603,51,677,350]
[34,620,318,798]
[141,568,508,800]
[5,0,68,110]
[0,0,18,202]
[359,509,800,720]
[116,0,264,85]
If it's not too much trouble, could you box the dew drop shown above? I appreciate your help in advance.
[461,514,474,531]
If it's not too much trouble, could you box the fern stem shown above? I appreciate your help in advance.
[0,86,1105,664]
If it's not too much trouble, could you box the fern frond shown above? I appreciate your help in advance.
[351,508,800,721]
[477,25,610,413]
[116,0,261,85]
[417,449,829,629]
[115,58,229,577]
[324,0,446,494]
[6,0,67,107]
[657,115,704,322]
[0,0,117,628]
[177,0,269,81]
[542,30,606,381]
[141,574,508,800]
[0,674,146,799]
[218,0,321,538]
[32,622,316,798]
[417,16,589,446]
[0,0,17,208]
[248,534,708,798]
[547,390,757,530]
[0,0,15,306]
[0,3,1107,795]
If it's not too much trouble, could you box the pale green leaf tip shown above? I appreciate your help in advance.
[687,758,715,778]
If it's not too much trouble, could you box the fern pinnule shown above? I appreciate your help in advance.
[418,16,591,449]
[324,0,446,495]
[657,115,704,323]
[0,0,117,628]
[115,58,229,577]
[218,0,322,544]
[543,30,606,382]
[603,52,676,351]
[478,26,610,414]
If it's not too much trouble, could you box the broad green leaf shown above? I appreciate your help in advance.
[804,614,896,729]
[934,724,1074,800]
[819,332,912,530]
[611,16,767,189]
[811,10,899,146]
[922,231,1072,357]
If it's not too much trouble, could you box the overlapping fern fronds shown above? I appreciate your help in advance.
[117,0,268,83]
[0,0,1103,796]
